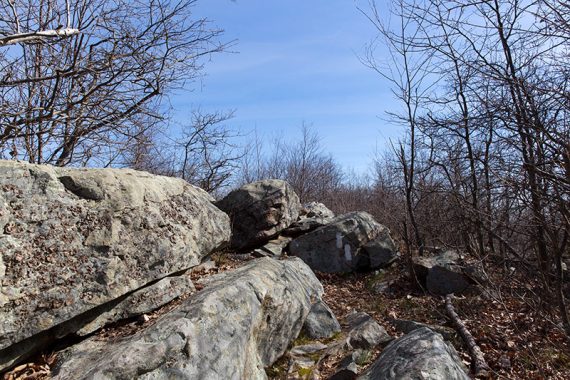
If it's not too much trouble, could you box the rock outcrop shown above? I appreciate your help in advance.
[357,328,469,380]
[216,179,301,250]
[0,160,230,370]
[52,257,323,380]
[413,250,479,295]
[289,212,398,273]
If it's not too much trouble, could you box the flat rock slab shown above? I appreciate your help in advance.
[52,257,323,380]
[0,161,230,370]
[252,236,292,257]
[357,327,469,380]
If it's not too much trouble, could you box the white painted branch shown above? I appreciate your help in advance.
[0,28,80,46]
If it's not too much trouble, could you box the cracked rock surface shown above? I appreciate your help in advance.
[216,179,301,250]
[290,212,398,273]
[52,257,323,380]
[357,327,469,380]
[0,160,230,370]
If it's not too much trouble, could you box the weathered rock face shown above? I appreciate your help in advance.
[357,328,469,380]
[289,212,398,273]
[302,300,341,339]
[283,201,335,237]
[0,160,230,370]
[413,250,475,295]
[216,179,301,250]
[76,274,196,336]
[301,202,335,220]
[252,236,292,257]
[391,319,456,341]
[346,312,392,349]
[52,257,323,380]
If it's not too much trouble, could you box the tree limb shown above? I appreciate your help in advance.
[0,28,80,46]
[445,294,490,377]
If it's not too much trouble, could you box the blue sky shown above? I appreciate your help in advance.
[172,0,402,174]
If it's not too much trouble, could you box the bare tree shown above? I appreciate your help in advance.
[0,0,227,166]
[364,0,570,338]
[236,125,344,203]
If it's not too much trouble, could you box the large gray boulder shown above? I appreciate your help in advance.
[289,212,398,273]
[357,328,469,380]
[216,179,301,250]
[52,257,323,380]
[413,250,480,295]
[0,160,230,370]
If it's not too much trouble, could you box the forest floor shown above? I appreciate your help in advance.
[3,253,570,380]
[314,260,570,379]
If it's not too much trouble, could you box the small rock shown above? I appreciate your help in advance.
[290,342,328,356]
[303,300,341,339]
[301,202,335,219]
[252,236,292,257]
[347,312,391,349]
[413,250,472,295]
[498,354,511,370]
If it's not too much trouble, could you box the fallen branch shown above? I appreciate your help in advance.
[0,28,80,46]
[445,294,490,377]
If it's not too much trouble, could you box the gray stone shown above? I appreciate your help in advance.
[303,300,341,339]
[290,212,398,273]
[77,274,196,336]
[357,328,469,380]
[0,160,230,370]
[52,257,323,380]
[216,179,301,250]
[330,362,358,380]
[347,312,391,349]
[301,202,335,219]
[283,202,334,237]
[413,251,473,295]
[252,236,292,257]
[330,351,363,380]
[289,342,328,356]
[362,239,399,269]
[391,319,456,341]
[282,217,330,236]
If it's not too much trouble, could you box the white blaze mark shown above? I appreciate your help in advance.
[336,233,343,249]
[344,244,352,261]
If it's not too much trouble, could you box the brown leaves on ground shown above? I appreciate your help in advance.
[317,263,570,380]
